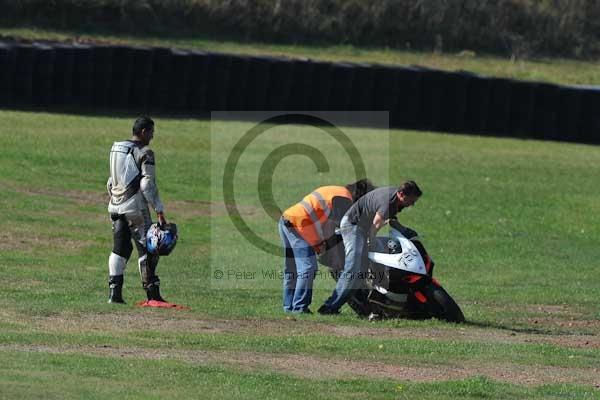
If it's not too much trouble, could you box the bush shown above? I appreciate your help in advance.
[1,0,599,59]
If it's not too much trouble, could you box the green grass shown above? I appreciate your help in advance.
[1,109,600,398]
[3,351,596,400]
[2,26,600,86]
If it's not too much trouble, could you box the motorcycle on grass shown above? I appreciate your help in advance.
[319,220,465,323]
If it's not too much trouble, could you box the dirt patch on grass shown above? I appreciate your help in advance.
[0,229,92,251]
[24,311,600,350]
[526,316,599,329]
[166,200,261,218]
[7,184,108,207]
[4,180,258,219]
[2,343,599,387]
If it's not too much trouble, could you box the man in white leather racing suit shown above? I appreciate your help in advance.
[106,116,169,303]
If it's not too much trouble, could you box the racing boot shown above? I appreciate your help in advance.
[108,275,125,304]
[145,281,166,302]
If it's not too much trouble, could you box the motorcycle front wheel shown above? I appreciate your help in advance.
[424,285,465,323]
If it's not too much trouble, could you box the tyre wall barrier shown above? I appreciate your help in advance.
[328,63,355,111]
[556,87,582,142]
[149,47,174,111]
[244,56,272,111]
[168,49,191,111]
[0,43,17,105]
[350,64,375,112]
[206,52,232,111]
[440,72,472,133]
[418,68,444,131]
[509,80,536,138]
[464,76,492,134]
[309,61,333,111]
[92,45,114,108]
[187,50,210,111]
[0,41,599,144]
[13,44,35,106]
[71,44,94,107]
[266,57,294,110]
[419,68,472,132]
[110,46,135,109]
[227,54,250,111]
[129,46,154,111]
[372,65,401,127]
[579,89,600,144]
[53,44,76,105]
[32,44,55,106]
[533,83,560,141]
[486,78,512,135]
[396,67,423,129]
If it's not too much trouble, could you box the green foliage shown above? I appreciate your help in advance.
[2,0,600,58]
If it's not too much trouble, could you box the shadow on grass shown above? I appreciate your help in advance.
[462,319,593,336]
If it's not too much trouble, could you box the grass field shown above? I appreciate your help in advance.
[2,26,600,86]
[1,109,599,399]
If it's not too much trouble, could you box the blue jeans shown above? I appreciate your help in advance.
[279,217,318,312]
[323,216,366,311]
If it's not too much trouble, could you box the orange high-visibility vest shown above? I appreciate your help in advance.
[282,186,352,247]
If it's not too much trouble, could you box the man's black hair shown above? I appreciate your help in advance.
[398,180,423,197]
[345,179,376,202]
[132,116,154,136]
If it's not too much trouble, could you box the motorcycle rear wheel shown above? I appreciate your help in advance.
[424,285,465,323]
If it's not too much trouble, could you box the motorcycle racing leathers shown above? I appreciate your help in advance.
[106,140,164,301]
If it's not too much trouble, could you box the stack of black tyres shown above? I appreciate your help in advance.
[464,75,492,134]
[129,46,154,111]
[1,40,600,144]
[53,44,76,105]
[533,83,560,141]
[207,52,233,111]
[92,45,114,108]
[310,61,333,111]
[486,78,512,136]
[13,44,35,106]
[71,44,94,107]
[267,58,294,110]
[556,86,582,143]
[395,67,422,129]
[328,62,355,111]
[169,49,192,111]
[149,47,173,111]
[187,50,210,113]
[440,71,472,133]
[32,44,55,106]
[371,65,401,128]
[244,56,273,111]
[579,88,600,144]
[508,80,536,138]
[227,54,250,110]
[350,64,375,112]
[110,46,135,109]
[0,43,17,106]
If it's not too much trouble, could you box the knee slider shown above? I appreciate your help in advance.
[109,252,127,276]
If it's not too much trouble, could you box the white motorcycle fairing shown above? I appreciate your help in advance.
[367,228,428,275]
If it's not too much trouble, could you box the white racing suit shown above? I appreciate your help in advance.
[106,140,164,302]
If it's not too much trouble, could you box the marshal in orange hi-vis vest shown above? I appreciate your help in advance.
[282,186,352,248]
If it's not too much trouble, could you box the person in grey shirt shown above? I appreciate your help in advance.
[106,116,169,304]
[318,180,422,314]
